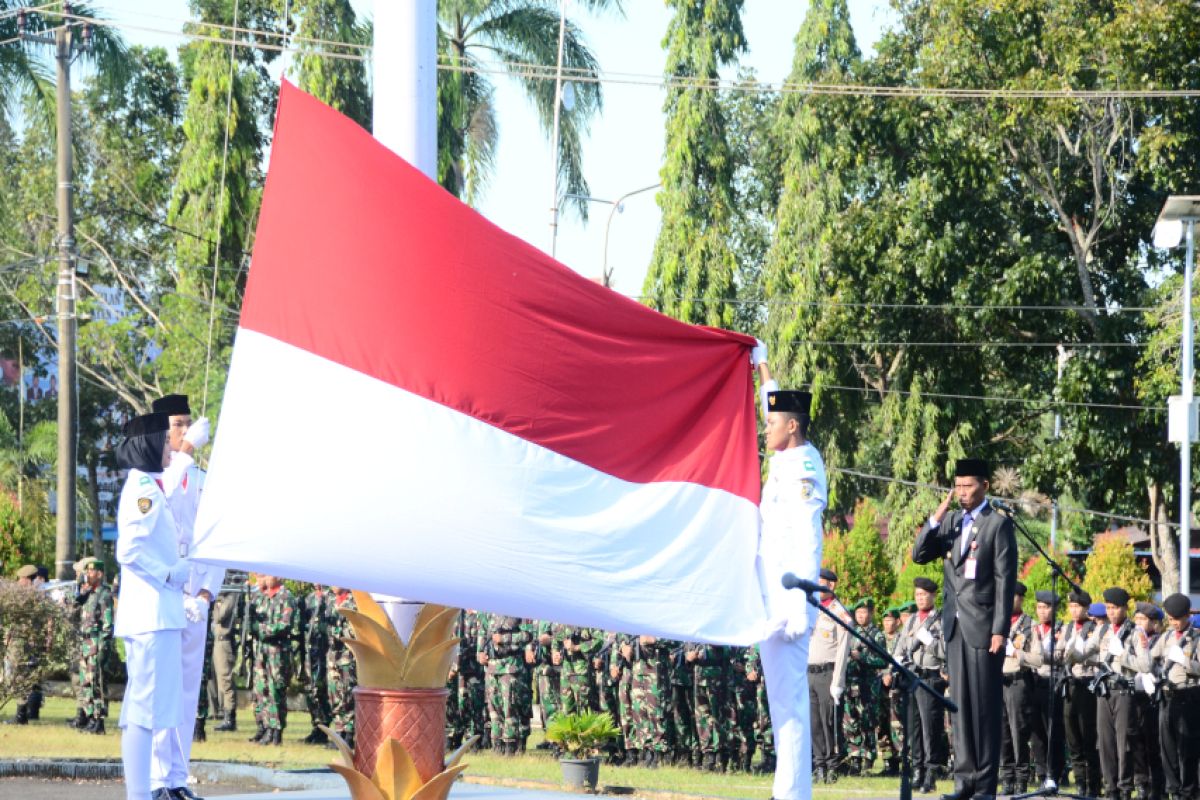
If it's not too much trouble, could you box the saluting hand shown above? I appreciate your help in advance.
[933,489,955,524]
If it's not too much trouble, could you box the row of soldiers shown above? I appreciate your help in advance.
[878,578,1200,800]
[195,578,359,748]
[447,612,776,772]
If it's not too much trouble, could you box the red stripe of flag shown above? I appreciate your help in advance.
[240,81,761,503]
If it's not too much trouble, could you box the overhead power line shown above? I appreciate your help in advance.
[832,466,1181,531]
[47,12,1200,101]
[636,296,1155,312]
[800,382,1163,413]
[801,340,1145,349]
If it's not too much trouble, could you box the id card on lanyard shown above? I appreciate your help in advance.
[964,539,979,580]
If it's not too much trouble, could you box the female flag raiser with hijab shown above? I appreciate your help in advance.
[191,82,768,645]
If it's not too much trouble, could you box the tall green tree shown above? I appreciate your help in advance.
[641,0,745,328]
[290,0,370,128]
[436,0,619,215]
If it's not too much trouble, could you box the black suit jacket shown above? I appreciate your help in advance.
[913,503,1018,649]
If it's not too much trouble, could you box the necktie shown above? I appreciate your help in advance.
[961,512,974,555]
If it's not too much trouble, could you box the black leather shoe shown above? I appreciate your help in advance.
[151,790,174,800]
[214,712,236,732]
[87,718,106,735]
[193,719,206,742]
[170,788,206,800]
[67,709,87,729]
[942,788,973,800]
[248,725,265,743]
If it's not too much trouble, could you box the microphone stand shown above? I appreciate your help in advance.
[787,584,957,800]
[995,502,1094,800]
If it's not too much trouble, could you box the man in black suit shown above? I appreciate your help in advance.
[913,458,1018,800]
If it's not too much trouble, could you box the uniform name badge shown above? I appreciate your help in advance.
[963,540,979,579]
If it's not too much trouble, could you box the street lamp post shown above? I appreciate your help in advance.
[602,183,660,287]
[1154,196,1200,597]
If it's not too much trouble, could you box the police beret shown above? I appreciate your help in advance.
[902,601,918,613]
[1163,593,1192,620]
[152,394,191,416]
[84,559,104,571]
[1014,581,1028,597]
[820,568,838,582]
[955,458,990,479]
[1035,591,1059,606]
[767,390,811,415]
[1088,602,1107,618]
[1068,590,1092,607]
[1103,587,1131,606]
[1135,602,1162,620]
[852,597,874,611]
[16,564,37,579]
[882,606,900,619]
[914,577,937,592]
[125,412,169,437]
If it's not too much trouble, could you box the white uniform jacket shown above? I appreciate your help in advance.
[757,442,827,638]
[162,450,223,598]
[114,469,186,637]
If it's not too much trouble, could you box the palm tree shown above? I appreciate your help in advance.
[437,0,621,218]
[1,2,129,128]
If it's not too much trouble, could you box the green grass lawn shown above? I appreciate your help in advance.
[0,697,911,799]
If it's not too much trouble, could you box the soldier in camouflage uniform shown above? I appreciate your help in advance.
[745,645,774,775]
[556,626,600,714]
[671,642,698,766]
[593,631,622,759]
[460,611,489,748]
[625,634,675,768]
[613,634,634,762]
[528,620,560,748]
[324,587,357,748]
[844,598,887,775]
[252,575,298,745]
[517,619,536,753]
[689,642,730,772]
[876,606,904,776]
[245,575,266,742]
[729,646,758,773]
[302,585,332,745]
[73,559,113,734]
[480,614,531,754]
[193,623,215,741]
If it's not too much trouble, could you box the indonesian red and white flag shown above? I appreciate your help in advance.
[192,81,767,644]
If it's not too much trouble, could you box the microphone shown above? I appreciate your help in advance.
[781,573,834,595]
[989,498,1015,515]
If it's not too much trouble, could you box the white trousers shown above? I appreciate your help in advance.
[760,631,813,800]
[150,609,208,790]
[120,631,182,800]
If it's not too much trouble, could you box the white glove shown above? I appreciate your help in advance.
[916,627,934,646]
[1167,645,1188,666]
[1107,635,1125,657]
[183,594,209,623]
[1138,673,1156,694]
[830,685,844,701]
[166,559,191,588]
[1005,640,1015,657]
[1073,636,1087,655]
[750,339,768,367]
[184,416,210,449]
[783,619,807,642]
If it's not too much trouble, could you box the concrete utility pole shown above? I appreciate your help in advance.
[21,6,90,580]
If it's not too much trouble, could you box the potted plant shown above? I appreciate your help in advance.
[544,711,620,791]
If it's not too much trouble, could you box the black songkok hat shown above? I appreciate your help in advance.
[152,394,191,416]
[1069,590,1092,607]
[819,568,838,582]
[1014,581,1028,597]
[955,458,990,479]
[1163,593,1192,620]
[1135,602,1162,620]
[914,577,937,592]
[767,390,811,415]
[1103,587,1131,606]
[1035,590,1059,606]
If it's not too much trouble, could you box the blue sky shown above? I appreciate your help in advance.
[94,1,895,294]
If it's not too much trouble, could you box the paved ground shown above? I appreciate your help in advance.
[0,777,253,798]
